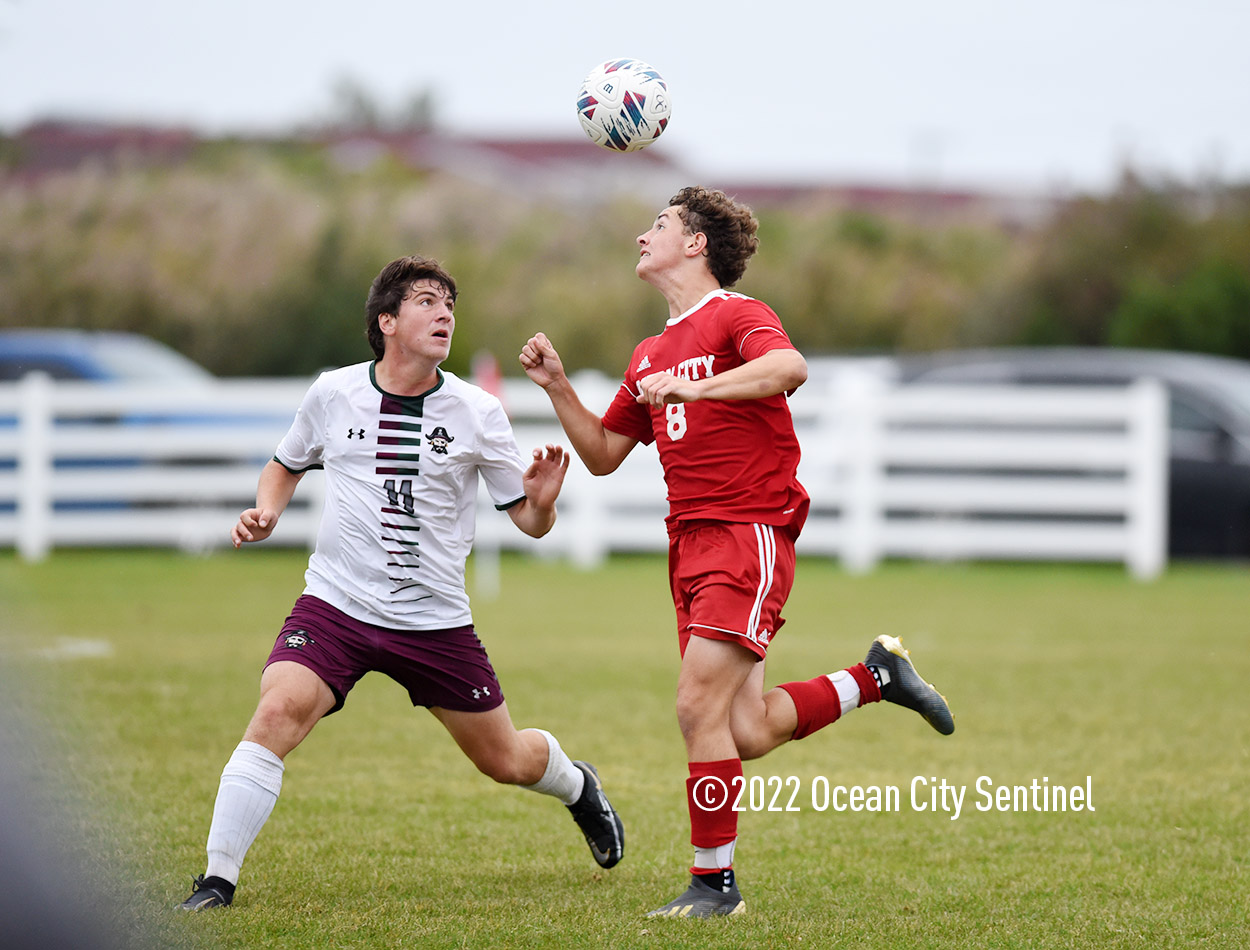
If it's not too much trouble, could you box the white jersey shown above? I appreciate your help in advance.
[274,361,526,630]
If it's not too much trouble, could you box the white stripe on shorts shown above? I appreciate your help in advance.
[748,524,777,644]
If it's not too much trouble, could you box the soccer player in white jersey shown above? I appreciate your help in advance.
[522,187,953,919]
[180,256,624,911]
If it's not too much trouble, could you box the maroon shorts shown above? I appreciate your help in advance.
[668,520,797,660]
[265,595,505,714]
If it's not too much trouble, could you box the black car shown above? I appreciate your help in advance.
[896,347,1250,559]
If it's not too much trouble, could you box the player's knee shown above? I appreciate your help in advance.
[675,687,724,740]
[249,691,315,739]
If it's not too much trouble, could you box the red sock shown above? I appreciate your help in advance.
[779,663,883,739]
[687,758,741,849]
[848,662,882,705]
[778,675,841,739]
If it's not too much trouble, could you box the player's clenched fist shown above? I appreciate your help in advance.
[519,332,566,389]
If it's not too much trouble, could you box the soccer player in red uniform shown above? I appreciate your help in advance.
[521,186,954,918]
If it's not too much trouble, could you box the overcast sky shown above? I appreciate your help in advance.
[1,0,1246,193]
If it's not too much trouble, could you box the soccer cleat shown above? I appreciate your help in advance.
[567,760,625,869]
[178,874,235,911]
[646,873,746,918]
[865,634,955,735]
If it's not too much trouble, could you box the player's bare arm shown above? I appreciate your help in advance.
[231,460,303,548]
[635,347,808,407]
[521,332,637,475]
[507,444,570,538]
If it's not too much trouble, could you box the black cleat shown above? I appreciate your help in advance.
[865,634,954,735]
[646,873,746,919]
[178,874,235,911]
[566,760,624,869]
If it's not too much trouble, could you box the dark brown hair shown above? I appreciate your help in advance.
[668,186,760,287]
[364,256,458,358]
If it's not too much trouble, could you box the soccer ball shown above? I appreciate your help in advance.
[575,58,672,152]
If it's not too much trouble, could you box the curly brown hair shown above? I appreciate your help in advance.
[668,186,760,287]
[364,256,458,358]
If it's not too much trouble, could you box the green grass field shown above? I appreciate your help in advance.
[1,550,1247,949]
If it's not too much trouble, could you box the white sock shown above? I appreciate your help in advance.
[519,729,585,805]
[204,741,285,885]
[694,839,737,870]
[827,670,861,716]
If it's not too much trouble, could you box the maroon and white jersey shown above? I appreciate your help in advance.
[274,362,526,629]
[601,289,809,533]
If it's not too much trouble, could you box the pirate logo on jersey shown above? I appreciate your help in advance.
[284,631,315,650]
[428,426,455,455]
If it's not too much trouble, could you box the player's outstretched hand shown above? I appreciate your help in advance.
[522,443,570,510]
[519,333,566,389]
[232,508,279,548]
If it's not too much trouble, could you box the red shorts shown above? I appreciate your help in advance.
[668,520,797,660]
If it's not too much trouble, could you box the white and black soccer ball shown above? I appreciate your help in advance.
[575,58,671,152]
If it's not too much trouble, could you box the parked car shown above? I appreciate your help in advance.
[0,328,291,485]
[894,347,1250,559]
[0,328,216,383]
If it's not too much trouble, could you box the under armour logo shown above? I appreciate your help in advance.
[472,686,492,700]
[347,428,365,439]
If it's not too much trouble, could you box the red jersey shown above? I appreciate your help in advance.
[601,290,810,534]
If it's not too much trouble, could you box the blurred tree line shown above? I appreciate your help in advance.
[1,142,1247,378]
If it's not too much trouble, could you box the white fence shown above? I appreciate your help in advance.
[0,370,1168,578]
[0,374,324,560]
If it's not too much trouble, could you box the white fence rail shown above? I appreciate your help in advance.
[0,370,1168,578]
[0,374,324,560]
